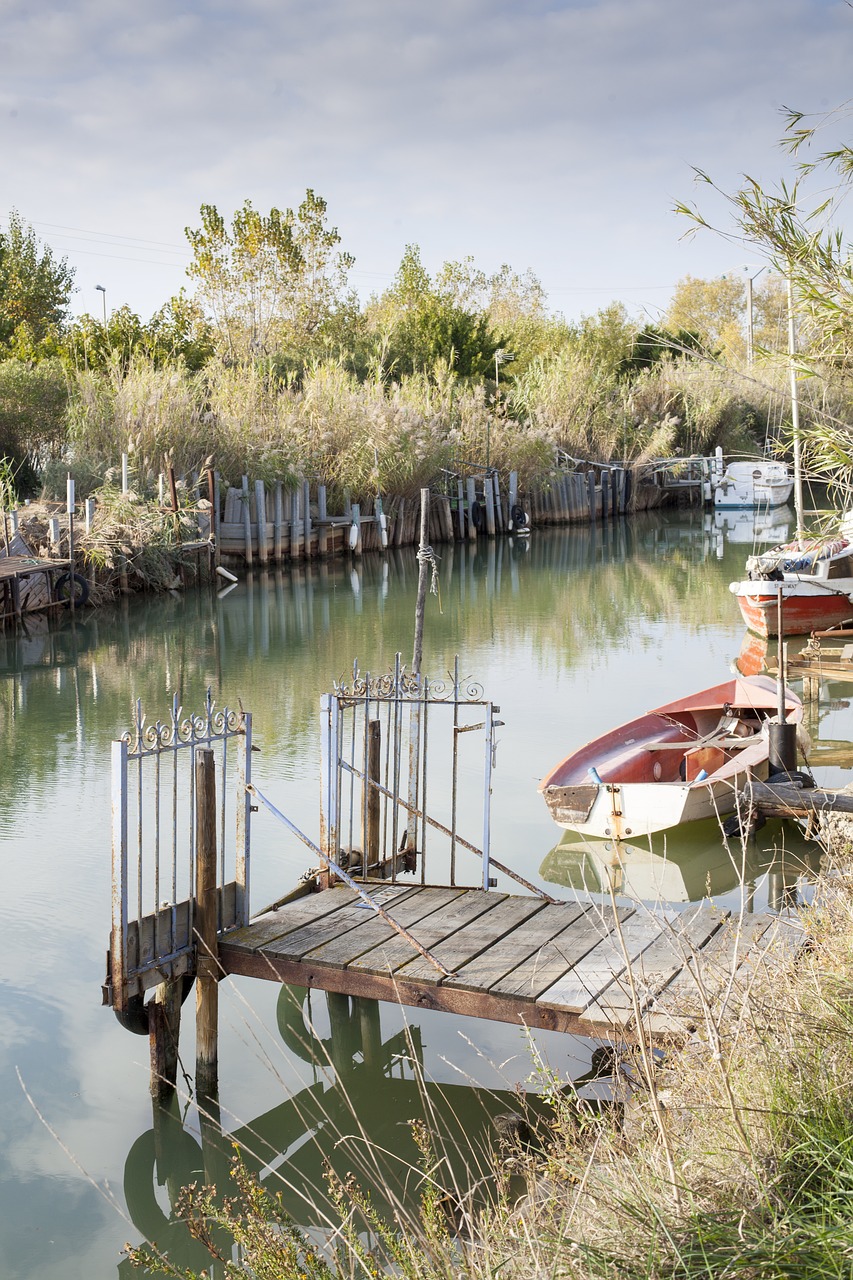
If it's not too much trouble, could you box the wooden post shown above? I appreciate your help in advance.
[290,489,302,561]
[241,475,253,567]
[317,484,329,557]
[195,748,219,1099]
[456,478,465,539]
[303,480,313,557]
[356,997,382,1069]
[255,480,268,566]
[601,470,610,521]
[508,472,518,528]
[148,977,184,1102]
[484,479,496,537]
[492,472,504,532]
[364,718,381,870]
[273,481,284,564]
[84,498,96,535]
[466,477,477,541]
[587,470,596,520]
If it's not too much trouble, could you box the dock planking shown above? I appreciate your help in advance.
[218,884,798,1041]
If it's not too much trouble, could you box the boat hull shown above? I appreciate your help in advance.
[541,774,762,839]
[732,581,853,637]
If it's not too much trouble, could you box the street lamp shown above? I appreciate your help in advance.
[95,284,107,327]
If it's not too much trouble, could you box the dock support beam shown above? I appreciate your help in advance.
[148,978,184,1103]
[195,748,219,1099]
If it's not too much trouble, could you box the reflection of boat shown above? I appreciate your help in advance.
[730,531,853,637]
[711,507,791,546]
[713,459,793,510]
[538,675,801,839]
[539,822,818,904]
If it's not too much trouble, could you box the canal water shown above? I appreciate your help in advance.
[0,505,843,1278]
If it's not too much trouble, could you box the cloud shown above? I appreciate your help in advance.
[2,0,852,319]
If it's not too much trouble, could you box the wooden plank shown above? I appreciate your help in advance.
[349,889,507,976]
[395,895,547,985]
[490,905,635,1002]
[304,886,464,969]
[580,906,728,1027]
[263,886,420,960]
[445,900,588,993]
[224,887,370,953]
[535,911,661,1013]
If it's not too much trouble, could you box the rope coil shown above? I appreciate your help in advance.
[417,543,441,608]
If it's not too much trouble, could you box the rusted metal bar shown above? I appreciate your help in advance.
[111,739,129,1010]
[247,782,454,977]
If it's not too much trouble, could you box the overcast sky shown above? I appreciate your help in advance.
[3,0,851,327]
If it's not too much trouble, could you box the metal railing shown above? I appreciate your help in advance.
[109,689,251,1011]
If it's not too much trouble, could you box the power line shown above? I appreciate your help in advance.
[0,212,189,253]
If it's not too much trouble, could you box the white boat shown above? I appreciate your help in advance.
[730,531,853,637]
[713,459,793,510]
[538,675,802,840]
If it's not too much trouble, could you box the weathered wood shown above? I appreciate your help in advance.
[349,889,506,976]
[317,485,329,556]
[263,886,418,962]
[148,977,184,1102]
[395,894,545,985]
[364,719,381,868]
[741,779,853,819]
[241,476,253,567]
[303,886,463,970]
[255,480,268,566]
[445,900,587,993]
[580,906,727,1027]
[225,886,367,953]
[491,905,635,1001]
[536,913,663,1013]
[466,477,477,541]
[195,748,219,1098]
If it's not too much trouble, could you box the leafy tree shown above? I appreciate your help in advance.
[0,358,69,488]
[185,192,353,362]
[0,211,75,355]
[368,245,504,382]
[665,275,746,357]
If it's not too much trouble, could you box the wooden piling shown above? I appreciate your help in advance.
[148,977,184,1102]
[364,718,381,869]
[456,478,466,540]
[241,476,253,567]
[466,477,477,540]
[255,480,269,566]
[484,481,496,537]
[317,485,329,557]
[195,747,219,1099]
[303,480,313,557]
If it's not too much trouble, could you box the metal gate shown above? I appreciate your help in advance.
[107,690,252,1012]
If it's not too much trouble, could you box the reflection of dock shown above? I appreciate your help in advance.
[219,883,789,1039]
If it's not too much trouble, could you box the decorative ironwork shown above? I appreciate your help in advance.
[334,655,485,704]
[122,687,244,758]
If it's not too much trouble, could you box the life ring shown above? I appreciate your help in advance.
[53,572,90,607]
[510,504,528,530]
[470,500,484,531]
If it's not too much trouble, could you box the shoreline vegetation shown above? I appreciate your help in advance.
[124,841,853,1279]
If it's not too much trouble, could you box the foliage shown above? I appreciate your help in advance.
[0,211,75,356]
[185,192,354,363]
[0,357,69,487]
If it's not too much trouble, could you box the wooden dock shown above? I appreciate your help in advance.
[219,883,797,1041]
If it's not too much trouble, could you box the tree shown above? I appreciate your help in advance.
[368,245,505,382]
[0,211,75,355]
[185,193,353,362]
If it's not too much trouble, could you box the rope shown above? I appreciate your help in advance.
[417,543,442,611]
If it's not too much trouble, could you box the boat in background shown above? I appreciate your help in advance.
[713,458,793,510]
[538,674,801,840]
[730,526,853,637]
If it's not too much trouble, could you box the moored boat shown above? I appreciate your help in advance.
[730,532,853,637]
[713,459,793,510]
[538,675,801,840]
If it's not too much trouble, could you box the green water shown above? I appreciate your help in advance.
[0,507,843,1277]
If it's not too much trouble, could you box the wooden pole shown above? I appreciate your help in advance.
[412,489,430,675]
[195,748,219,1099]
[148,977,184,1102]
[365,718,381,870]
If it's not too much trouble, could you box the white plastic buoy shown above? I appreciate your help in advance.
[379,511,388,548]
[349,522,359,550]
[216,565,238,583]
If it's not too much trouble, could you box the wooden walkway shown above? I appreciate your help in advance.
[219,883,799,1041]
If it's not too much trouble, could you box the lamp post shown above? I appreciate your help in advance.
[95,284,107,327]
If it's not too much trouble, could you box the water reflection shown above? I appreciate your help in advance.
[119,987,559,1275]
[539,819,822,911]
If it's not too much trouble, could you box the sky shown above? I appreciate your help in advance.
[2,0,852,328]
